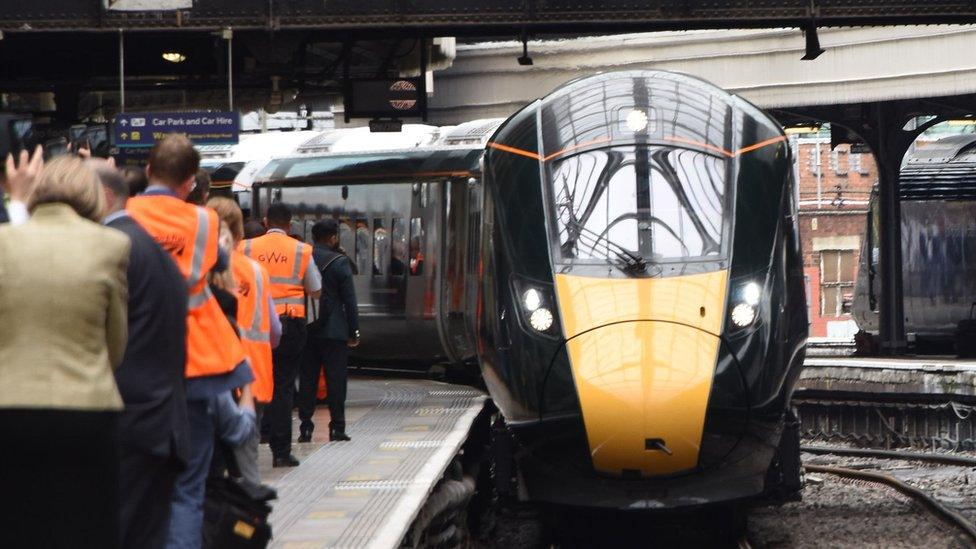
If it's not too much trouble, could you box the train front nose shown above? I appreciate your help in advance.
[554,271,727,477]
[566,320,720,476]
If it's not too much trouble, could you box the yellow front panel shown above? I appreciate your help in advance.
[554,270,728,476]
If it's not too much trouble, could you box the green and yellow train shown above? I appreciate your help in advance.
[477,70,808,508]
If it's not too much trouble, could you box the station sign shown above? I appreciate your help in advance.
[112,111,240,148]
[344,77,426,121]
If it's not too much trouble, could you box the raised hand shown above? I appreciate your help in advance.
[3,145,44,201]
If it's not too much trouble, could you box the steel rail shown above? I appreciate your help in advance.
[802,444,976,467]
[805,464,976,544]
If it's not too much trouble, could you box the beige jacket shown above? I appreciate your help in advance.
[0,203,129,410]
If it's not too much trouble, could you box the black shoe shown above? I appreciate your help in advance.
[330,431,351,442]
[298,428,313,443]
[272,454,300,467]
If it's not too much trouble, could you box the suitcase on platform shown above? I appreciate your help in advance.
[955,303,976,358]
[203,444,277,549]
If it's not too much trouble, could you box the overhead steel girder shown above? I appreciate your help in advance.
[3,1,976,33]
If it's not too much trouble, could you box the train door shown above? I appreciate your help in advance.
[402,181,446,361]
[464,178,483,351]
[439,178,477,363]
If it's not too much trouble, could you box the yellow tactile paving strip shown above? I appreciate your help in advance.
[258,378,486,549]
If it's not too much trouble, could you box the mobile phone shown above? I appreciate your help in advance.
[44,137,69,160]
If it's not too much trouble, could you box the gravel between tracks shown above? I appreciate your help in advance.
[747,449,976,548]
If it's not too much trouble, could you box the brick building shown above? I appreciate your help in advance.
[791,137,877,338]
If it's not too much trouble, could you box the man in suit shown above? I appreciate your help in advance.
[298,218,360,442]
[92,161,191,549]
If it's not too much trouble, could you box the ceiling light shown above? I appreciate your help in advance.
[801,23,825,61]
[162,52,186,63]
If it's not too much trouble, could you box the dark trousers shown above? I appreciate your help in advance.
[166,400,215,549]
[298,336,350,434]
[269,317,307,457]
[0,409,119,549]
[119,449,179,549]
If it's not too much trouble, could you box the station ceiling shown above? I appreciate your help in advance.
[4,1,976,33]
[4,1,976,119]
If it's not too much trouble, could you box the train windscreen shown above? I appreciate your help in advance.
[549,145,727,267]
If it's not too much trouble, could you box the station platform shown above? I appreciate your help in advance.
[799,356,976,399]
[259,377,487,548]
[796,356,976,450]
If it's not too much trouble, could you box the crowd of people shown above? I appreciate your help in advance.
[0,134,360,549]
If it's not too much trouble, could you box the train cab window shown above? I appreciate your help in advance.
[338,217,357,274]
[550,146,726,266]
[355,218,370,275]
[390,218,408,276]
[410,217,425,276]
[373,218,390,275]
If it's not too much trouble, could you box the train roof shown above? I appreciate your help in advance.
[252,145,484,187]
[901,134,976,200]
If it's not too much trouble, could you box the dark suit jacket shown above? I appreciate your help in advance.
[312,245,360,341]
[109,214,190,465]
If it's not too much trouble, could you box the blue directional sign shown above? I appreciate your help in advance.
[112,111,240,148]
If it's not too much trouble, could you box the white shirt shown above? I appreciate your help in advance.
[7,200,29,226]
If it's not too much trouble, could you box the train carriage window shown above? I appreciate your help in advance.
[410,217,425,276]
[391,218,407,277]
[355,218,370,275]
[373,218,390,276]
[339,217,357,274]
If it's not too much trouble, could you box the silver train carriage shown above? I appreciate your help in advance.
[854,134,976,351]
[248,120,504,369]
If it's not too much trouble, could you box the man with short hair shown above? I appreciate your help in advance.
[241,203,320,466]
[93,161,190,549]
[126,134,253,549]
[298,218,360,442]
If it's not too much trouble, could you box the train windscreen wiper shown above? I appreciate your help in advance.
[564,219,647,274]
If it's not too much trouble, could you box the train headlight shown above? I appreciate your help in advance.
[625,109,649,133]
[522,288,543,312]
[730,303,756,328]
[529,308,554,332]
[742,282,761,306]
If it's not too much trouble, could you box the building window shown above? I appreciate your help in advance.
[831,149,849,176]
[820,249,856,316]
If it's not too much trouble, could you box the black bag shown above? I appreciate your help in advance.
[956,303,976,358]
[203,444,277,549]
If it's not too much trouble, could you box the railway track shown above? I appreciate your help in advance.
[804,461,976,546]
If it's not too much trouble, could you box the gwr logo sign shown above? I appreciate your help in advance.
[258,251,290,264]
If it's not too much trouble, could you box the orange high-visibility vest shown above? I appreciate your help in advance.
[239,231,313,318]
[231,251,274,403]
[128,195,247,378]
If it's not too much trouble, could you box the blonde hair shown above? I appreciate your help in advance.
[27,155,105,222]
[206,196,245,244]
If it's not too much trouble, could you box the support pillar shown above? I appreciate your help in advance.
[871,104,907,355]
